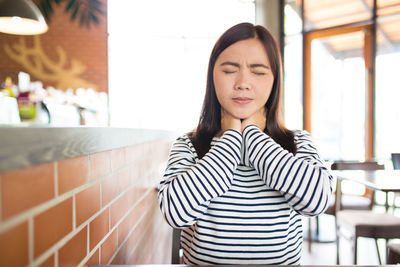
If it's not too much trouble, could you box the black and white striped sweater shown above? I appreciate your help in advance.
[158,125,333,265]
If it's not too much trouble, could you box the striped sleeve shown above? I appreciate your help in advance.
[158,130,242,228]
[243,125,333,216]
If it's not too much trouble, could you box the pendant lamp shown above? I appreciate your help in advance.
[0,0,48,35]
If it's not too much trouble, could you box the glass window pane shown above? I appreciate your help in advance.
[311,32,366,160]
[377,15,400,51]
[283,34,303,130]
[378,0,400,16]
[375,13,400,160]
[304,0,372,30]
[284,0,303,35]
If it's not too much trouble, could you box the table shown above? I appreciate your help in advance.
[333,170,400,212]
[91,265,398,267]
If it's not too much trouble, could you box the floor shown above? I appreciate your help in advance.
[301,214,386,265]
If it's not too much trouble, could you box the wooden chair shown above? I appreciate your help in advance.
[336,210,400,264]
[335,161,400,264]
[307,161,382,253]
[331,161,384,212]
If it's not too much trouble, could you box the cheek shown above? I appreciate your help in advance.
[215,89,229,109]
[214,76,230,103]
[263,79,274,99]
[259,82,273,96]
[255,85,273,108]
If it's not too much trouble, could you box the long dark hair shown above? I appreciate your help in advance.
[190,22,297,159]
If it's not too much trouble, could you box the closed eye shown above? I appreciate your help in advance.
[222,70,236,74]
[253,71,266,75]
[250,63,270,76]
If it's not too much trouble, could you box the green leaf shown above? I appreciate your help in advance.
[89,0,103,14]
[41,0,104,29]
[79,12,86,27]
[66,0,75,11]
[91,4,103,15]
[40,3,49,19]
[45,0,53,12]
[89,13,99,24]
[40,0,67,20]
[71,4,80,20]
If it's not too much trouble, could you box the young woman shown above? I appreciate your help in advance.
[158,22,333,265]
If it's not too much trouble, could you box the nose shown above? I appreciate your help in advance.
[234,71,250,90]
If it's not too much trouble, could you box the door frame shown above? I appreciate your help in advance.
[303,23,375,160]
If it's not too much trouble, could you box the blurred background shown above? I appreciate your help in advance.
[1,0,400,265]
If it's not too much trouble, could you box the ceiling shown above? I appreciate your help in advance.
[290,0,400,57]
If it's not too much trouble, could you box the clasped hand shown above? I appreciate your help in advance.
[220,108,267,134]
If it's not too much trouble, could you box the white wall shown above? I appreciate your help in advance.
[108,0,255,132]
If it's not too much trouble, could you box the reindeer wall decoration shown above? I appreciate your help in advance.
[4,36,98,91]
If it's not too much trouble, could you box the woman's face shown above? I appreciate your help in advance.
[213,38,274,120]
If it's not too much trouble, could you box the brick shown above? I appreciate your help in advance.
[111,241,128,264]
[125,223,139,254]
[58,155,89,195]
[39,254,54,267]
[89,151,111,180]
[110,192,130,228]
[82,249,99,267]
[117,205,140,247]
[111,148,125,171]
[1,163,54,219]
[34,198,73,257]
[136,211,159,264]
[100,230,117,264]
[101,174,118,207]
[128,224,149,264]
[124,144,140,164]
[129,163,141,185]
[128,186,142,210]
[58,227,87,266]
[117,168,131,195]
[0,221,28,266]
[89,208,109,250]
[76,183,100,226]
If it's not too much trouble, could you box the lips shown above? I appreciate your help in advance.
[232,97,253,104]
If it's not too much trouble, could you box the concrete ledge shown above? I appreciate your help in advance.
[0,126,175,173]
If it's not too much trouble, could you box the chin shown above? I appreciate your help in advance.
[231,111,253,120]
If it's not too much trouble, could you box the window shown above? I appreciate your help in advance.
[108,0,255,132]
[310,32,366,160]
[283,2,303,131]
[284,0,400,161]
[375,10,400,159]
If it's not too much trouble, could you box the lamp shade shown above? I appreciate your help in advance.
[0,0,48,35]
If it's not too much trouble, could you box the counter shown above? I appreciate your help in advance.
[0,126,177,266]
[0,126,174,173]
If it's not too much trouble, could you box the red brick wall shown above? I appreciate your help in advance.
[0,138,173,266]
[0,0,108,92]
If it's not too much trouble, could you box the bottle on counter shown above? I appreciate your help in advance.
[1,76,17,97]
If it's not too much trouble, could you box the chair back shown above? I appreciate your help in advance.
[331,161,384,171]
[392,153,400,170]
[171,228,182,263]
[331,161,384,213]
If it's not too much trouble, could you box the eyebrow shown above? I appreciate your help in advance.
[250,63,269,69]
[220,61,269,69]
[220,61,240,67]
